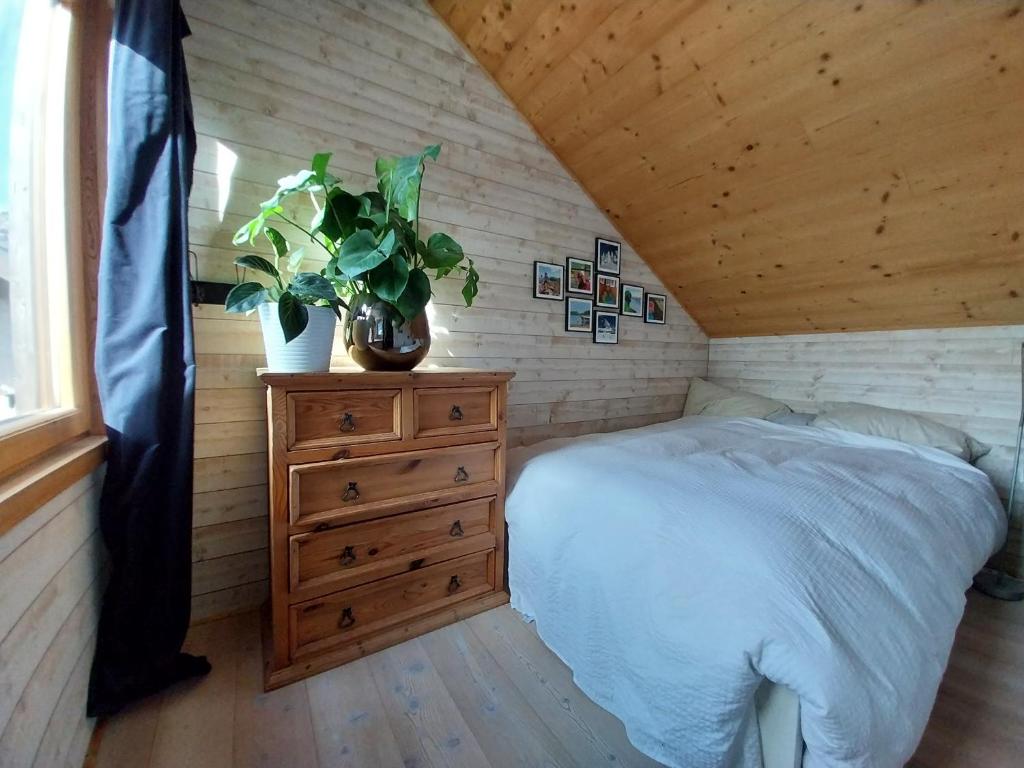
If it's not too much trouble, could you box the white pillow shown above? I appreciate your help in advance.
[683,377,792,419]
[810,402,991,462]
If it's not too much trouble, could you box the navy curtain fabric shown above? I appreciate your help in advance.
[87,0,209,717]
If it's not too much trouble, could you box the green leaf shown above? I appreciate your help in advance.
[367,252,410,302]
[422,232,464,269]
[461,258,480,307]
[234,254,280,279]
[264,227,288,261]
[394,267,431,321]
[358,191,387,219]
[232,203,284,245]
[375,144,441,222]
[288,272,337,303]
[312,187,362,243]
[224,281,268,313]
[277,291,309,343]
[311,152,332,183]
[337,229,396,278]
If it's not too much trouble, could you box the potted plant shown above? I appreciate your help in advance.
[225,145,478,371]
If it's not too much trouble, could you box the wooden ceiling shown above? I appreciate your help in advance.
[430,0,1024,337]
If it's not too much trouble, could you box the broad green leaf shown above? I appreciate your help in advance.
[461,258,480,307]
[395,267,431,321]
[277,291,309,343]
[288,272,337,302]
[337,229,395,278]
[311,152,332,183]
[367,252,410,302]
[234,254,280,279]
[422,232,464,269]
[264,227,288,261]
[224,281,267,313]
[312,188,361,243]
[375,144,441,222]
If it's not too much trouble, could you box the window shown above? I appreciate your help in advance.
[0,0,95,479]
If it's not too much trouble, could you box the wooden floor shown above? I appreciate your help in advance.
[89,592,1024,768]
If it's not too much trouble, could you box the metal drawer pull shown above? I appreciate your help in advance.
[449,404,463,421]
[338,607,355,629]
[447,575,462,594]
[339,412,356,432]
[341,482,360,501]
[338,546,357,566]
[449,519,464,537]
[454,466,469,483]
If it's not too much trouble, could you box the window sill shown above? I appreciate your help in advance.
[0,434,107,537]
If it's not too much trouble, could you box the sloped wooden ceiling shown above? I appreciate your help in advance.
[430,0,1024,337]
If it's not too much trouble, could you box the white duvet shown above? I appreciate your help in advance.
[505,417,1006,768]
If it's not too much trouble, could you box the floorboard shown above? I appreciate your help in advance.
[89,593,1024,768]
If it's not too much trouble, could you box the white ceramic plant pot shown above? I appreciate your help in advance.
[257,303,336,372]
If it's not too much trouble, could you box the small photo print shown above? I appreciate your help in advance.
[645,292,667,324]
[595,274,620,308]
[533,261,565,300]
[595,238,621,275]
[620,283,644,317]
[565,297,593,333]
[566,257,594,295]
[593,310,619,344]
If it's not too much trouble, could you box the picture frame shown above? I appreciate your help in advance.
[644,292,667,324]
[620,283,644,317]
[565,297,594,333]
[566,256,595,296]
[593,310,619,344]
[595,237,621,275]
[533,260,565,300]
[595,274,620,308]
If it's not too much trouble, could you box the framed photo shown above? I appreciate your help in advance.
[595,237,621,275]
[566,257,594,296]
[565,297,593,333]
[644,292,667,324]
[620,283,644,317]
[593,310,619,344]
[533,261,564,300]
[595,274,620,308]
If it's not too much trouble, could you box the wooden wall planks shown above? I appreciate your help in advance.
[0,470,103,768]
[432,0,1024,337]
[709,326,1024,576]
[180,0,707,621]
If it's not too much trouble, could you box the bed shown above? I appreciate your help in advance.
[505,416,1006,768]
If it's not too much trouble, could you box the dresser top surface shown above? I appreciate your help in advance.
[258,367,515,387]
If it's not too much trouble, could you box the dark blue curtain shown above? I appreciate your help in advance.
[88,0,209,717]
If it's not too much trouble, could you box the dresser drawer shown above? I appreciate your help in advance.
[413,386,497,438]
[290,443,499,526]
[290,550,494,657]
[287,389,401,451]
[289,497,496,596]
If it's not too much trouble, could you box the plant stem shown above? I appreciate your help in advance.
[275,213,334,260]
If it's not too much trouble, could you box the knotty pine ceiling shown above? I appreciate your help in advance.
[430,0,1024,337]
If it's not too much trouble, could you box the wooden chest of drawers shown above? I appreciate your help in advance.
[258,369,514,689]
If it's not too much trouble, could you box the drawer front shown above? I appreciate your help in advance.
[287,389,401,451]
[290,550,494,657]
[289,497,495,595]
[291,444,498,526]
[414,387,497,438]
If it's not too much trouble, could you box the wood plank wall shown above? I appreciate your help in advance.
[181,0,708,622]
[709,326,1024,577]
[0,470,103,768]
